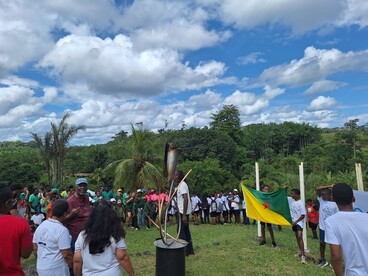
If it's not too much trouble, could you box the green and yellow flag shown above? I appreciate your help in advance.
[241,185,292,226]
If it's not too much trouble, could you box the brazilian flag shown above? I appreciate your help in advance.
[242,185,292,226]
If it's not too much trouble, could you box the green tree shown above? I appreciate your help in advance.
[106,125,162,191]
[51,113,85,184]
[210,104,241,142]
[30,132,53,185]
[178,158,238,194]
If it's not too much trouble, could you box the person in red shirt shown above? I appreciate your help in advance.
[306,199,319,239]
[0,183,33,276]
[65,178,91,246]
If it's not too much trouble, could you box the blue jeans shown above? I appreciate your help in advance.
[138,208,145,227]
[69,239,76,276]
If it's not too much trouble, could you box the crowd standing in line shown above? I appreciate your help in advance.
[2,175,368,275]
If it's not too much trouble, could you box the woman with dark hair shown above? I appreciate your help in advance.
[73,200,135,276]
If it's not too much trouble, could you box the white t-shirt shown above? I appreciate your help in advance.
[31,213,45,225]
[33,219,71,272]
[215,197,222,213]
[325,211,368,275]
[177,181,192,215]
[191,195,201,212]
[231,195,240,210]
[75,231,127,276]
[168,198,176,215]
[318,196,339,230]
[221,195,229,211]
[288,197,306,228]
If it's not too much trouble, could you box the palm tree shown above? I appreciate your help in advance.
[106,125,162,191]
[51,113,85,184]
[30,131,53,185]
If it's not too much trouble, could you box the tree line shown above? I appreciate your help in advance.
[0,105,367,200]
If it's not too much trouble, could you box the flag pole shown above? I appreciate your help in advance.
[299,162,309,252]
[355,163,364,191]
[255,162,261,238]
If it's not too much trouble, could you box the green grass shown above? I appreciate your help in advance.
[24,223,335,276]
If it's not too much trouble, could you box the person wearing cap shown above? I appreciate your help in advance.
[325,183,368,275]
[0,183,33,275]
[65,178,91,255]
[230,189,241,224]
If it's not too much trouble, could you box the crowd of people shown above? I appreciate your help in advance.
[1,176,367,275]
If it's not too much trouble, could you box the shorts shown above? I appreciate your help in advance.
[308,222,318,230]
[233,210,240,216]
[292,225,303,232]
[210,212,217,218]
[260,221,272,227]
[319,229,325,242]
[222,210,228,216]
[192,210,200,215]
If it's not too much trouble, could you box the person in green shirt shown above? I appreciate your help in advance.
[28,188,40,214]
[102,185,114,200]
[136,189,145,228]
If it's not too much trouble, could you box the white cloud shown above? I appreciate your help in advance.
[188,90,222,109]
[308,96,338,111]
[39,34,233,100]
[131,21,231,51]
[224,86,285,115]
[237,52,266,65]
[338,0,368,28]
[217,0,346,33]
[0,1,55,76]
[254,46,368,88]
[0,75,39,88]
[304,79,346,94]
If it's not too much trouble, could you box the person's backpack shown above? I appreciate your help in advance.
[202,197,209,210]
[210,198,218,213]
[218,200,223,212]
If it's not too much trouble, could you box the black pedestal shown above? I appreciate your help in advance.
[154,238,188,276]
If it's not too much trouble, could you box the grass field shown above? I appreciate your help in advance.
[24,222,335,276]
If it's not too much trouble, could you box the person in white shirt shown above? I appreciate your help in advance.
[190,192,201,226]
[31,210,45,226]
[175,170,194,256]
[316,185,339,268]
[325,183,368,276]
[73,199,135,276]
[230,189,241,224]
[33,199,73,276]
[221,191,230,224]
[288,189,307,264]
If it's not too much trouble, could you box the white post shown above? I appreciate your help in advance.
[255,162,261,238]
[356,163,364,191]
[299,162,309,252]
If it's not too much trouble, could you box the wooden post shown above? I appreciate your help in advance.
[355,163,364,191]
[299,162,309,252]
[255,162,261,238]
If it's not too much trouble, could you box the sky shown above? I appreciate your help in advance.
[1,0,368,145]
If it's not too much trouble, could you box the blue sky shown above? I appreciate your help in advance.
[0,0,368,145]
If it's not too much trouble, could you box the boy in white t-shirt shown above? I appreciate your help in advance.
[288,188,307,264]
[33,199,72,276]
[316,185,339,268]
[325,183,368,275]
[31,209,45,226]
